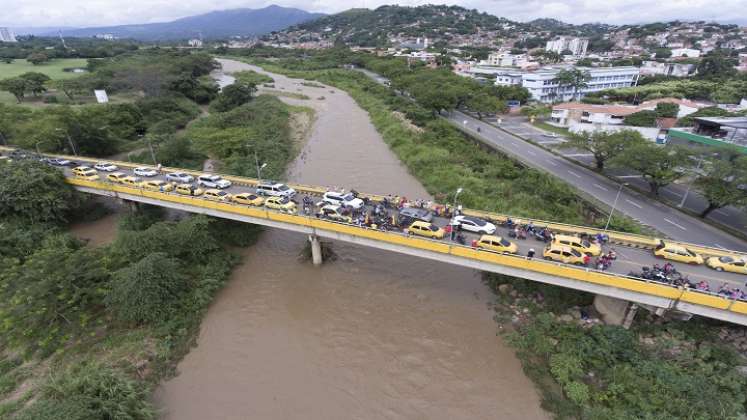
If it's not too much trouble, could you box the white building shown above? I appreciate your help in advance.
[484,52,529,67]
[188,39,203,48]
[0,27,17,43]
[670,48,701,58]
[550,103,638,126]
[522,66,640,103]
[469,66,524,85]
[640,61,695,77]
[545,37,589,56]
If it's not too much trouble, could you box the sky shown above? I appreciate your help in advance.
[2,0,746,28]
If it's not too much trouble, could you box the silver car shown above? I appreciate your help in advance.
[166,172,194,183]
[398,207,433,223]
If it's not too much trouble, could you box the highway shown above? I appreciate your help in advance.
[487,115,747,238]
[355,67,747,253]
[39,157,747,292]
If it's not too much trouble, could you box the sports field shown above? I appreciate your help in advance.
[0,58,89,80]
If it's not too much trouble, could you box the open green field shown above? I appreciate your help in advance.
[0,58,89,81]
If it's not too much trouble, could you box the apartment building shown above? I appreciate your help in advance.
[546,37,589,56]
[0,27,17,43]
[640,61,695,77]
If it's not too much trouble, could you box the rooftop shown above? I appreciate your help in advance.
[553,102,639,116]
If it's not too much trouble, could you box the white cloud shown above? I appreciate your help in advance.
[1,0,746,28]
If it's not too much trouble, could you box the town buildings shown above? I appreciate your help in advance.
[670,48,701,58]
[0,27,17,43]
[545,36,589,56]
[520,66,640,102]
[640,61,695,77]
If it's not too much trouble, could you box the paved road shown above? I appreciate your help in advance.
[355,67,747,253]
[45,157,747,291]
[491,116,747,237]
[447,111,747,252]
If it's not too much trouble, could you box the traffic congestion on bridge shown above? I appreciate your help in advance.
[3,147,747,310]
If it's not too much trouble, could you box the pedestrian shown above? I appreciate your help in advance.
[445,224,453,240]
[156,163,162,174]
[583,254,591,266]
[527,248,535,259]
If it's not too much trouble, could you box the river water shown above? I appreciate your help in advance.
[153,59,548,419]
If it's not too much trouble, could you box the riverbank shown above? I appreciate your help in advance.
[155,58,548,419]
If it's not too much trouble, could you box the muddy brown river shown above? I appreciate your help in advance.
[150,59,548,419]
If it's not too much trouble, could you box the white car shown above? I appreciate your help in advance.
[322,191,364,209]
[166,172,194,183]
[542,132,559,138]
[197,174,232,189]
[134,167,158,177]
[94,162,118,172]
[451,215,496,235]
[256,181,296,198]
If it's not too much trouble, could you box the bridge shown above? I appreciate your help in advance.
[3,147,747,327]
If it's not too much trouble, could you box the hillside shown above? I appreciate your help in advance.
[56,5,325,41]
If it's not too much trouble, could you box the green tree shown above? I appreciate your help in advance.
[612,143,690,196]
[26,52,49,65]
[53,78,89,100]
[20,71,51,96]
[0,77,27,103]
[0,159,80,223]
[562,129,645,170]
[695,155,747,218]
[106,252,188,325]
[211,82,257,112]
[654,47,672,58]
[697,52,737,79]
[654,102,679,118]
[623,110,658,127]
[555,68,592,101]
[467,92,505,119]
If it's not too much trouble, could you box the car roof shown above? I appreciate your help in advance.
[479,235,503,241]
[547,244,574,252]
[554,234,581,241]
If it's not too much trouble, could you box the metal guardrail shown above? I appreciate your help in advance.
[65,176,747,319]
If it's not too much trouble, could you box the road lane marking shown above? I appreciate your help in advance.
[546,159,558,166]
[625,199,642,209]
[509,142,518,147]
[617,175,643,179]
[593,183,609,191]
[714,209,729,216]
[564,153,594,157]
[714,243,726,250]
[664,218,687,231]
[668,190,683,198]
[527,150,537,156]
[567,170,582,178]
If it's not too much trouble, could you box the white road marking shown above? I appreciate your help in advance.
[546,159,558,167]
[664,218,687,231]
[527,150,537,156]
[668,190,683,198]
[714,243,726,250]
[567,170,582,179]
[564,153,594,157]
[617,175,643,179]
[509,142,518,147]
[714,209,729,216]
[593,183,609,191]
[625,199,642,209]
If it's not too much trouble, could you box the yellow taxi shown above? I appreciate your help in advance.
[543,244,586,265]
[175,184,204,196]
[265,196,297,213]
[706,256,747,274]
[106,172,128,183]
[71,166,99,181]
[407,220,445,239]
[316,205,352,223]
[552,234,601,256]
[476,235,518,254]
[654,241,703,265]
[140,180,174,192]
[121,176,141,187]
[232,192,264,206]
[203,189,232,202]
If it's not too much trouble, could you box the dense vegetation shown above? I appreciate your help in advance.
[0,37,139,61]
[485,274,747,419]
[589,76,747,104]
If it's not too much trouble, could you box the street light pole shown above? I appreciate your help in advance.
[254,150,267,181]
[678,156,703,208]
[604,183,626,232]
[453,187,463,214]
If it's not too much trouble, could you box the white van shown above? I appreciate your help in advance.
[256,181,296,198]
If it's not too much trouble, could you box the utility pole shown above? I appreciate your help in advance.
[146,136,157,165]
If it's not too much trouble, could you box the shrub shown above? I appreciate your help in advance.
[623,110,657,127]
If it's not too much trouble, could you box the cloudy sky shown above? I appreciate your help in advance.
[3,0,746,28]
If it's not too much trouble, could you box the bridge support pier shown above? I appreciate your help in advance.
[594,295,638,329]
[119,198,139,213]
[309,234,323,266]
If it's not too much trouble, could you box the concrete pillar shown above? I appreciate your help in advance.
[309,235,322,266]
[593,295,638,329]
[119,199,139,213]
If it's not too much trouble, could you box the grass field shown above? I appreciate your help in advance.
[0,58,89,81]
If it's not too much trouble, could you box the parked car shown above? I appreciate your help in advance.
[543,245,586,265]
[94,162,118,172]
[407,221,444,239]
[106,172,128,183]
[121,176,141,187]
[175,184,203,196]
[203,189,232,202]
[166,172,194,183]
[197,174,231,189]
[134,167,158,177]
[654,241,703,265]
[475,235,517,254]
[265,196,297,213]
[232,192,264,206]
[451,215,496,235]
[552,234,601,256]
[322,191,364,209]
[72,166,99,181]
[316,205,352,223]
[256,181,296,198]
[706,256,747,274]
[398,207,433,223]
[141,180,174,192]
[47,158,73,166]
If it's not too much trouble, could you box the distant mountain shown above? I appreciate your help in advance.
[53,5,325,41]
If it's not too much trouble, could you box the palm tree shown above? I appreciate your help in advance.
[555,68,592,101]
